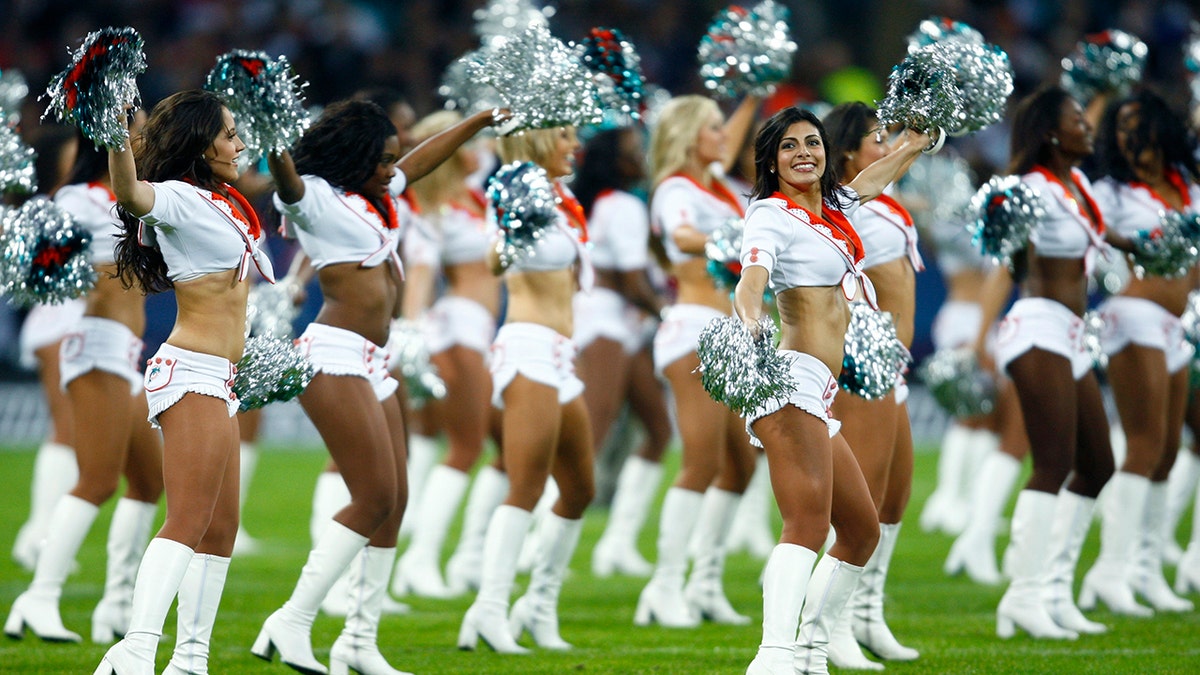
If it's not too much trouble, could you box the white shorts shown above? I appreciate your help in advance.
[296,323,398,402]
[490,322,583,408]
[894,373,910,405]
[573,287,642,353]
[422,295,496,356]
[144,343,237,429]
[931,300,983,351]
[1098,296,1194,374]
[653,304,727,375]
[995,297,1092,381]
[745,351,841,447]
[59,316,144,394]
[18,298,86,369]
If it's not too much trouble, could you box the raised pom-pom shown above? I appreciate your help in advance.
[839,303,910,399]
[576,27,645,126]
[917,348,996,417]
[876,44,965,134]
[474,0,555,49]
[1128,210,1200,280]
[388,318,447,405]
[968,175,1044,269]
[439,48,505,115]
[233,336,314,412]
[696,316,796,416]
[487,161,559,268]
[0,124,37,196]
[906,16,984,50]
[0,199,96,307]
[698,1,797,100]
[43,27,146,149]
[204,50,310,157]
[1061,30,1148,103]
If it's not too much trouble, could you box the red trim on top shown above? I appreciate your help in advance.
[1130,166,1193,211]
[672,172,746,217]
[349,191,400,230]
[555,183,589,243]
[87,181,117,203]
[770,191,864,264]
[871,193,914,227]
[1032,166,1106,235]
[210,185,262,239]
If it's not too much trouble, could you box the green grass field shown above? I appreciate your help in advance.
[1,444,1198,674]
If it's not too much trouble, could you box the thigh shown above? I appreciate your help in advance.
[832,391,899,504]
[625,347,673,455]
[879,406,914,521]
[664,354,727,490]
[197,414,241,556]
[122,392,164,501]
[238,407,263,443]
[755,407,832,551]
[1156,368,1190,480]
[716,407,757,493]
[996,377,1031,461]
[300,373,396,498]
[551,396,596,519]
[36,342,73,446]
[1006,349,1077,491]
[1069,372,1115,497]
[67,371,135,492]
[1107,344,1169,474]
[501,374,561,509]
[158,393,240,542]
[440,346,492,468]
[829,433,881,566]
[577,338,631,442]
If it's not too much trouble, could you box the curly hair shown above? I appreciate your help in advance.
[292,99,397,216]
[114,89,228,293]
[1092,88,1199,185]
[750,106,845,208]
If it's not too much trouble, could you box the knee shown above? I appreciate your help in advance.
[352,482,398,526]
[559,484,594,518]
[73,475,121,506]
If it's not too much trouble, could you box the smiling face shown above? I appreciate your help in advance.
[1053,96,1093,160]
[774,120,826,197]
[358,135,401,201]
[694,110,727,166]
[845,123,890,180]
[544,126,580,180]
[204,107,246,183]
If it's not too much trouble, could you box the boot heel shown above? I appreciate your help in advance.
[996,614,1014,639]
[633,593,652,626]
[1077,581,1097,611]
[456,618,478,651]
[250,629,276,661]
[4,610,25,640]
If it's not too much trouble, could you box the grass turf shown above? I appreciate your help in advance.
[0,444,1198,674]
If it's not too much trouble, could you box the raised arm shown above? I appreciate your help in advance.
[719,95,762,173]
[398,109,508,185]
[108,134,155,217]
[846,127,934,203]
[267,149,305,205]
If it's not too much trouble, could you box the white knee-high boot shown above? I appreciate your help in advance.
[945,449,1020,586]
[727,454,775,559]
[94,538,195,675]
[1079,472,1154,616]
[233,442,260,555]
[446,465,509,594]
[457,505,532,654]
[1176,476,1200,594]
[510,512,584,650]
[330,547,413,675]
[996,490,1077,639]
[684,487,749,624]
[1131,481,1193,611]
[163,553,231,675]
[399,434,439,539]
[1041,490,1106,634]
[635,487,703,628]
[5,494,98,642]
[517,478,559,573]
[795,555,865,675]
[252,521,369,674]
[393,465,469,598]
[12,441,77,571]
[851,522,918,661]
[592,456,662,578]
[310,472,359,618]
[1163,449,1199,565]
[93,498,158,643]
[746,544,819,675]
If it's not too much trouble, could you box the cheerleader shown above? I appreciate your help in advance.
[637,94,761,628]
[1085,89,1197,614]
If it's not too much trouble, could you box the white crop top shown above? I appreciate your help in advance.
[276,174,406,278]
[437,190,491,266]
[588,190,651,271]
[1024,167,1107,262]
[1091,173,1200,238]
[740,188,877,306]
[55,182,120,266]
[138,180,275,284]
[651,174,745,265]
[492,181,593,290]
[854,191,924,271]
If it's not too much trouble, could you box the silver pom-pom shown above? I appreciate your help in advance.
[0,199,96,307]
[1128,210,1200,280]
[906,16,984,50]
[474,0,555,49]
[695,316,796,416]
[968,175,1044,269]
[42,27,146,149]
[0,68,29,126]
[704,217,744,291]
[1081,310,1106,371]
[439,48,505,115]
[575,27,645,126]
[917,347,996,417]
[487,161,559,268]
[233,336,314,412]
[839,303,910,400]
[697,1,797,100]
[902,17,1011,135]
[204,51,310,157]
[0,124,36,196]
[1061,30,1148,103]
[1182,290,1200,349]
[388,319,446,404]
[465,22,601,133]
[246,279,300,339]
[876,44,965,133]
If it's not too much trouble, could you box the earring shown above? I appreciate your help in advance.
[769,167,775,174]
[1050,136,1060,146]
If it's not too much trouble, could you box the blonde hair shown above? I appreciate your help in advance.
[409,110,467,210]
[496,126,573,170]
[648,95,721,188]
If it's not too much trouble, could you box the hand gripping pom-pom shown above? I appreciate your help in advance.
[576,27,646,127]
[839,303,911,400]
[917,348,996,418]
[487,161,559,268]
[695,316,796,416]
[0,124,37,196]
[1061,30,1148,103]
[233,336,314,412]
[246,279,301,339]
[465,22,601,134]
[0,199,96,307]
[968,175,1044,269]
[704,217,744,291]
[1128,210,1200,280]
[388,319,446,404]
[697,1,797,100]
[204,50,310,157]
[42,27,146,149]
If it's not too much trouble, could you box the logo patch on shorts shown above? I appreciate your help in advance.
[144,357,177,392]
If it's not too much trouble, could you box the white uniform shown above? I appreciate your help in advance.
[574,190,651,353]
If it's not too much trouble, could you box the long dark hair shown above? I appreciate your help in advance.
[573,127,642,215]
[64,130,109,187]
[751,106,844,207]
[114,90,228,293]
[1092,88,1199,184]
[1007,85,1073,176]
[291,99,396,218]
[822,101,877,184]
